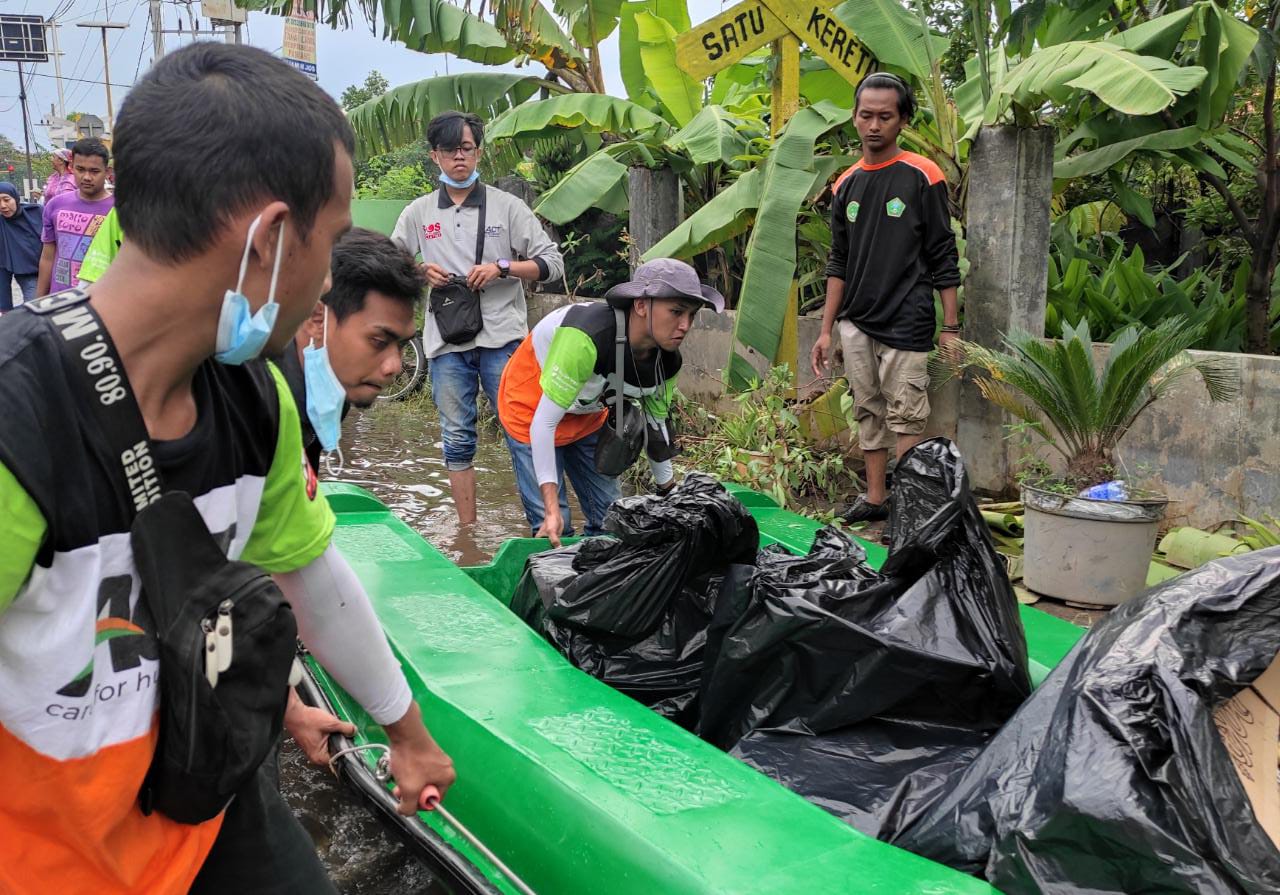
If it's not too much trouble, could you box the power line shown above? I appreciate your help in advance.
[10,67,135,92]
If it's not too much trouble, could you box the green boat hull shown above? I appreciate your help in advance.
[310,482,1086,894]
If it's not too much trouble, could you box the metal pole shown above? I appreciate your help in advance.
[48,20,66,118]
[150,0,164,61]
[234,22,242,45]
[99,27,115,131]
[17,63,34,195]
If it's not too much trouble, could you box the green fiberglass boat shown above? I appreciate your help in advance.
[303,482,1087,895]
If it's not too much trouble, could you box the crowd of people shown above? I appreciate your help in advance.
[0,38,958,893]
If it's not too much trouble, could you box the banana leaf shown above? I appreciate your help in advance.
[634,10,702,127]
[643,168,763,260]
[992,42,1207,120]
[347,73,555,160]
[555,0,624,45]
[664,105,748,166]
[1052,126,1204,179]
[727,102,849,390]
[828,0,948,80]
[533,147,631,223]
[487,93,671,143]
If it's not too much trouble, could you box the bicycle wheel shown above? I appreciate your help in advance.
[380,335,426,402]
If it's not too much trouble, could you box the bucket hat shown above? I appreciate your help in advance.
[604,258,725,312]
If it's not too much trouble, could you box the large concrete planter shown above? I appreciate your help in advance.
[1022,486,1168,606]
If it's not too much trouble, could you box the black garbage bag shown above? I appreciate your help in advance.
[511,473,757,723]
[892,548,1280,894]
[698,437,1032,836]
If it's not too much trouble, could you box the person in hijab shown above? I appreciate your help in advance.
[39,149,76,203]
[0,182,42,311]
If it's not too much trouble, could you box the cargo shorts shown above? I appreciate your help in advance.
[838,320,931,452]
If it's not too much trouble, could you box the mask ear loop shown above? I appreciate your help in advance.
[234,215,263,294]
[265,219,286,306]
[324,446,345,479]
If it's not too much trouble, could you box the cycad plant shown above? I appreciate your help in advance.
[946,317,1240,488]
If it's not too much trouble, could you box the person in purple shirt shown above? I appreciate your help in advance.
[38,137,114,296]
[38,149,77,203]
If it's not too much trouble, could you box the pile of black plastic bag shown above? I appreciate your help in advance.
[511,439,1280,893]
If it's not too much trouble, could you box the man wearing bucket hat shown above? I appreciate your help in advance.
[497,258,724,546]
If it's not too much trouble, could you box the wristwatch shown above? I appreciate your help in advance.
[497,259,511,278]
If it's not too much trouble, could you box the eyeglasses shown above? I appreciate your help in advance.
[437,145,478,158]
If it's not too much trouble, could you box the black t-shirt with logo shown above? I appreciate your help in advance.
[824,151,961,352]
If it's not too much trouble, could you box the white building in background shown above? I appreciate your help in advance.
[40,106,107,150]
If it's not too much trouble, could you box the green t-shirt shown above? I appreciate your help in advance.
[76,207,124,285]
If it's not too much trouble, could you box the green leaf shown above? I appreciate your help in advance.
[533,148,630,223]
[828,0,948,80]
[664,105,748,166]
[728,102,849,388]
[1172,146,1228,180]
[643,168,762,260]
[347,73,554,160]
[487,93,672,143]
[1203,135,1257,174]
[618,2,652,106]
[994,42,1208,119]
[1052,126,1204,179]
[333,0,518,65]
[490,0,587,66]
[555,0,624,45]
[1107,170,1155,230]
[634,10,702,126]
[1194,2,1259,126]
[1064,199,1128,237]
[1106,6,1196,59]
[799,65,856,109]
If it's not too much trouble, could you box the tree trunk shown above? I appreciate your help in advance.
[1245,238,1279,354]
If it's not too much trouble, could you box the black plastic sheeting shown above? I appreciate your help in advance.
[698,438,1033,836]
[891,548,1280,894]
[510,474,757,724]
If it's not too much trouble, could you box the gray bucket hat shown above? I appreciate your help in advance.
[604,258,725,313]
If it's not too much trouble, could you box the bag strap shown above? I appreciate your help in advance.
[473,185,487,268]
[25,289,164,515]
[611,308,627,433]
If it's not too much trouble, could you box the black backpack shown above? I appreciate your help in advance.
[27,289,298,824]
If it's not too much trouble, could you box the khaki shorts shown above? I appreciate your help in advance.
[838,320,931,451]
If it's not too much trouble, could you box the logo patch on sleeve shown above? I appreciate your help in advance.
[846,201,860,222]
[886,197,906,218]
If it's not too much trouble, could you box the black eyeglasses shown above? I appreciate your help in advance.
[437,145,478,158]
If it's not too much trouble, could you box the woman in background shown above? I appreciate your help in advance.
[0,181,43,310]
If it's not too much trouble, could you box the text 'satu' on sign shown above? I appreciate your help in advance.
[675,1,788,81]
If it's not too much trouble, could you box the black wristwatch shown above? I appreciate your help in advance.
[497,259,511,278]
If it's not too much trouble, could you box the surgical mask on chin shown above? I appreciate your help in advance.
[439,169,480,189]
[214,215,286,365]
[303,304,347,464]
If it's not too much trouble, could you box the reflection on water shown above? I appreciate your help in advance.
[282,398,533,894]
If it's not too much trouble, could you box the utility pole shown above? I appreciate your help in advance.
[16,62,34,189]
[46,19,66,117]
[150,0,164,61]
[77,21,129,132]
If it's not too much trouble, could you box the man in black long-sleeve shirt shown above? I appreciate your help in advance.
[811,73,962,523]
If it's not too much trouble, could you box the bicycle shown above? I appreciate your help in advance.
[379,329,427,401]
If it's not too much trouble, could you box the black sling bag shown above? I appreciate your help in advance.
[27,289,298,825]
[429,185,487,345]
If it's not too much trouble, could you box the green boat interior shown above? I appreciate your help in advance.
[310,481,1087,894]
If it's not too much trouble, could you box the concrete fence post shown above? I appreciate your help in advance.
[628,165,682,271]
[957,125,1054,493]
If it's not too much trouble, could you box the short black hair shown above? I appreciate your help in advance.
[427,111,484,150]
[70,137,110,166]
[855,72,916,120]
[322,228,422,321]
[113,42,355,263]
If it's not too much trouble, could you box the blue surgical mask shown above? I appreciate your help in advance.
[215,215,286,365]
[439,169,480,189]
[303,304,346,455]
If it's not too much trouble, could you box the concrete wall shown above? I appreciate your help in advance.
[526,293,1275,528]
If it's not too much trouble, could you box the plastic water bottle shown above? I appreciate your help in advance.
[1080,480,1128,501]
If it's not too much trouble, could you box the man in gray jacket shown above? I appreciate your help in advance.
[391,111,564,525]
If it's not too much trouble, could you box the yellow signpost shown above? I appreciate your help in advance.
[676,0,873,373]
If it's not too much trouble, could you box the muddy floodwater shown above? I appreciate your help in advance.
[281,397,535,894]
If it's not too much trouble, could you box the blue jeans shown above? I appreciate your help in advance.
[0,271,36,311]
[430,341,521,471]
[508,429,622,537]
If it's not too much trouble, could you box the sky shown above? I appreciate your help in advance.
[0,0,728,153]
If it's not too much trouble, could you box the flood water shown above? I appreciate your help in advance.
[280,395,536,895]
